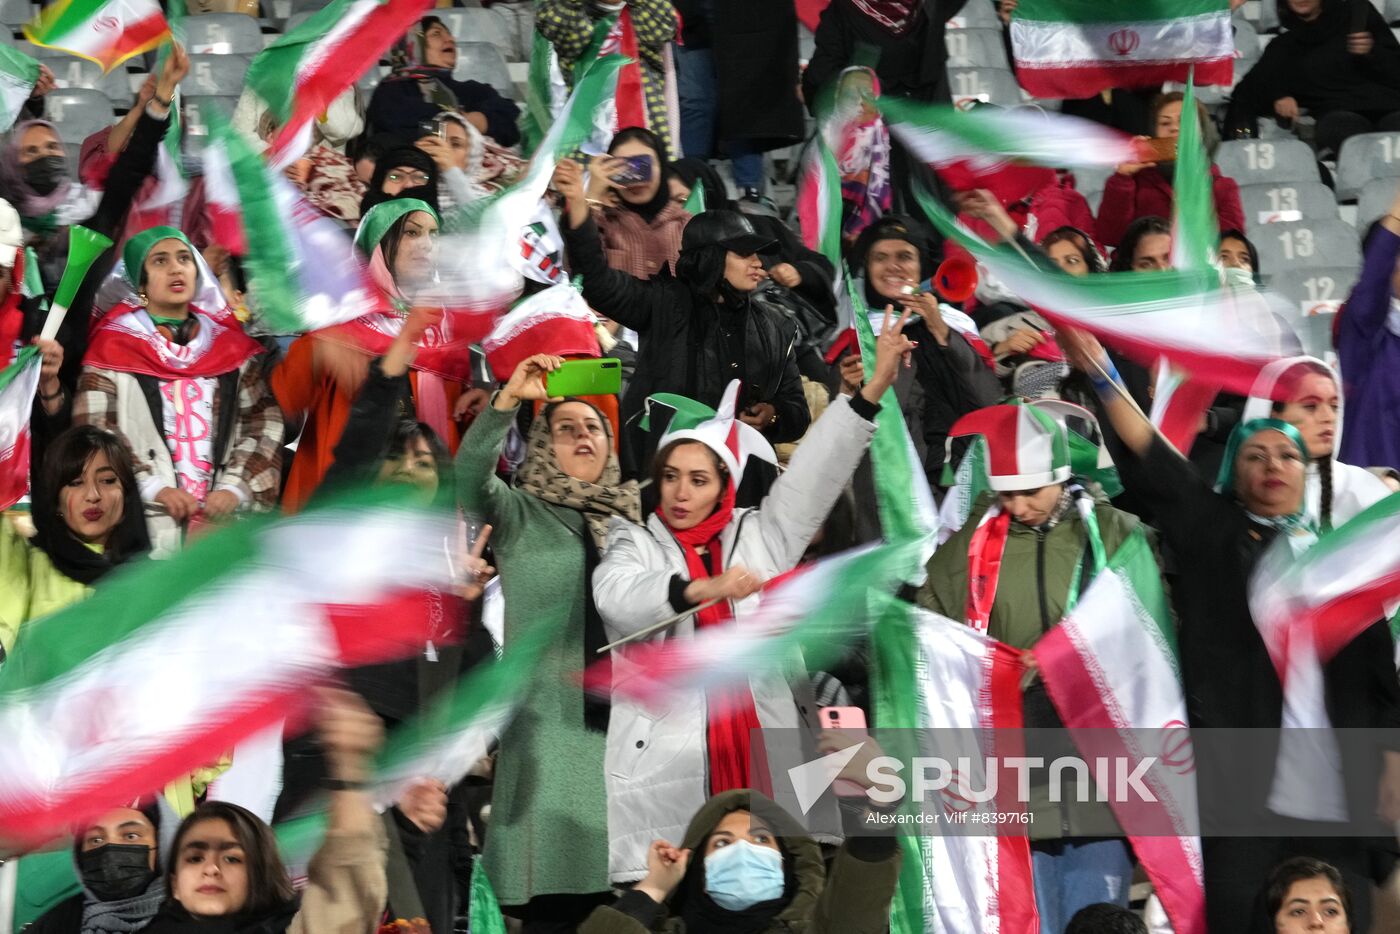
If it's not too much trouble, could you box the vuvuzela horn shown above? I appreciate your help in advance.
[38,225,115,341]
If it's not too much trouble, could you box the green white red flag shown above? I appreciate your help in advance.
[24,0,170,72]
[1035,531,1206,934]
[797,136,842,288]
[1009,0,1233,99]
[0,489,463,847]
[872,599,1038,934]
[246,0,435,165]
[0,345,41,510]
[0,46,40,132]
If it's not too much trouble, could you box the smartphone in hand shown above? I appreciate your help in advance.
[821,706,870,798]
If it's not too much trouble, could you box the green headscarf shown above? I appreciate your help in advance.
[122,226,193,289]
[1215,417,1310,502]
[353,198,440,255]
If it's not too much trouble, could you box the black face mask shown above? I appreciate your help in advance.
[78,843,157,901]
[23,155,67,195]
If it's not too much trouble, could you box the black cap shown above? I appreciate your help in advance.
[681,209,776,256]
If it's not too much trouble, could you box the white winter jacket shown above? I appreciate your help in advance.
[593,393,879,882]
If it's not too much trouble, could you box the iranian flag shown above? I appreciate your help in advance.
[872,600,1038,934]
[246,0,435,165]
[0,46,39,132]
[24,0,169,72]
[0,489,463,846]
[1035,531,1206,934]
[1250,492,1400,672]
[1009,0,1233,99]
[797,136,842,284]
[915,188,1288,397]
[878,96,1143,173]
[201,115,380,335]
[0,345,41,510]
[581,539,926,707]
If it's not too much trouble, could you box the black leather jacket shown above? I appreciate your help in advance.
[562,215,810,473]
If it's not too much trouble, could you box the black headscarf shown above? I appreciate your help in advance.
[1277,0,1353,44]
[138,900,300,934]
[608,127,671,224]
[29,428,150,586]
[849,213,934,309]
[669,158,733,212]
[359,145,440,217]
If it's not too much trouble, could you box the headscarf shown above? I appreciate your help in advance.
[514,400,640,549]
[831,67,892,245]
[72,797,179,934]
[669,158,733,212]
[608,127,671,224]
[850,0,922,36]
[850,214,933,308]
[1216,417,1315,540]
[121,226,193,290]
[138,899,300,934]
[353,198,441,305]
[358,145,439,217]
[1278,0,1354,44]
[1,119,84,218]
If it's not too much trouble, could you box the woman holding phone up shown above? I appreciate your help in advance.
[590,310,912,887]
[579,127,690,280]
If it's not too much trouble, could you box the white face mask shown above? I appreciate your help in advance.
[1223,266,1255,291]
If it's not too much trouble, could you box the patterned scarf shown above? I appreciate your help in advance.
[515,403,640,549]
[834,68,892,245]
[850,0,922,36]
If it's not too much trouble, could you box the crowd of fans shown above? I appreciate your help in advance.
[3,0,1400,932]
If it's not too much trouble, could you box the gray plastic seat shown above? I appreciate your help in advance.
[1335,131,1400,200]
[1259,0,1281,32]
[1237,180,1340,225]
[1233,17,1262,59]
[1215,138,1321,185]
[180,94,237,155]
[185,13,263,55]
[1254,220,1362,281]
[1387,0,1400,24]
[287,0,331,16]
[1356,176,1400,230]
[44,89,112,143]
[283,11,315,34]
[0,0,31,30]
[44,56,132,106]
[184,54,251,97]
[453,41,515,99]
[944,27,1008,69]
[434,8,520,61]
[1268,265,1362,357]
[949,0,1001,28]
[947,66,1023,107]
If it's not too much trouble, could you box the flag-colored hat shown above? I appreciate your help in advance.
[948,404,1071,492]
[482,282,600,381]
[649,380,777,483]
[353,198,440,255]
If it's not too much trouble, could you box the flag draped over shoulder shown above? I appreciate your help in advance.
[0,345,41,510]
[871,599,1038,934]
[1035,531,1206,934]
[0,489,462,846]
[25,0,170,72]
[1009,0,1233,99]
[202,115,381,336]
[246,0,435,165]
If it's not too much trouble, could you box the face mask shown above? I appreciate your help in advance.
[704,839,785,911]
[1223,266,1255,290]
[78,843,157,902]
[23,155,67,196]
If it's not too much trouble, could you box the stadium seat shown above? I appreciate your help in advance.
[1258,0,1280,32]
[945,28,1009,69]
[948,0,1000,29]
[799,25,815,64]
[1269,264,1362,358]
[0,0,31,31]
[454,42,516,100]
[282,11,314,34]
[1335,131,1400,200]
[1215,138,1321,185]
[948,66,1023,108]
[434,8,519,62]
[1253,219,1362,281]
[184,54,251,98]
[1386,0,1400,24]
[185,13,263,55]
[1232,17,1262,59]
[1237,180,1341,225]
[44,56,132,107]
[44,89,112,143]
[288,0,331,16]
[1356,176,1400,230]
[180,95,237,155]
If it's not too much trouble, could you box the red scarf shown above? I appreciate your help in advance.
[965,505,1010,633]
[85,302,263,379]
[0,255,25,368]
[658,485,761,794]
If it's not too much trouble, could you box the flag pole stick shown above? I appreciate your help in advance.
[596,598,725,653]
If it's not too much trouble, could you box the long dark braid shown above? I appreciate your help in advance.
[1318,454,1334,533]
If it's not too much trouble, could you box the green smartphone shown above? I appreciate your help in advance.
[545,358,622,397]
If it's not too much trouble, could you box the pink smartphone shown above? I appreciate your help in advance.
[821,706,869,798]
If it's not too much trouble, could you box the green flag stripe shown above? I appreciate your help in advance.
[0,344,38,395]
[1171,74,1217,274]
[1014,0,1226,26]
